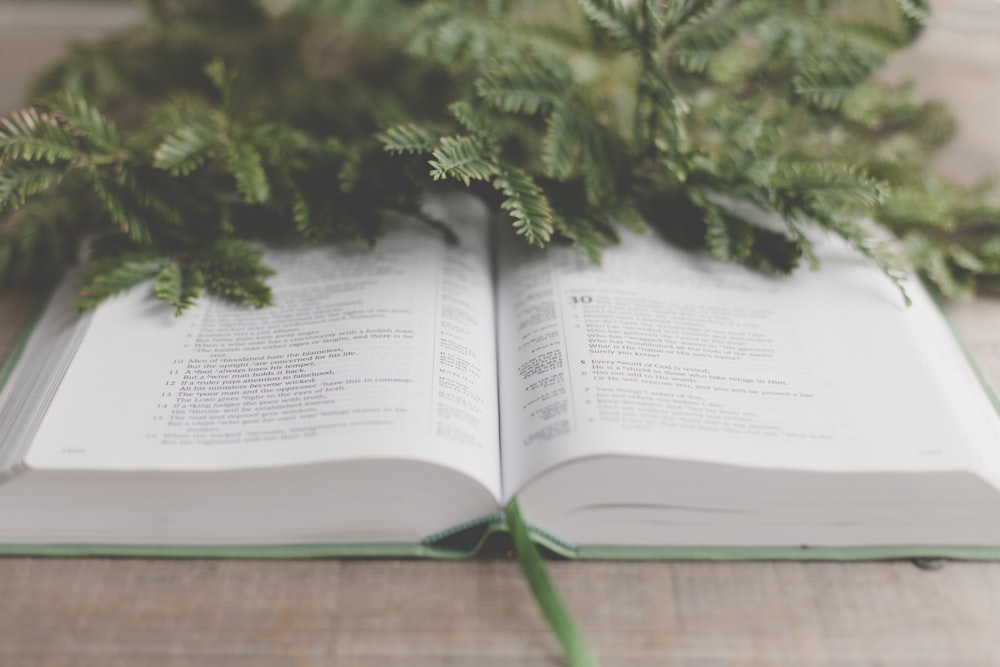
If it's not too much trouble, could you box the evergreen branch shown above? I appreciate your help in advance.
[542,98,627,204]
[408,2,596,68]
[73,252,165,310]
[88,170,156,246]
[0,197,77,283]
[639,0,666,39]
[541,106,578,180]
[704,40,764,85]
[429,135,496,186]
[475,60,570,115]
[878,183,955,230]
[204,59,236,112]
[406,206,459,245]
[829,12,914,52]
[668,2,773,74]
[290,184,315,240]
[492,163,554,246]
[662,0,724,39]
[0,107,81,163]
[922,245,973,300]
[895,0,930,36]
[703,202,754,264]
[793,53,881,110]
[194,238,273,307]
[682,192,800,274]
[154,261,204,314]
[605,199,648,235]
[638,68,689,155]
[0,164,67,212]
[250,122,310,170]
[582,120,627,205]
[840,80,920,131]
[41,91,121,154]
[222,135,270,204]
[741,225,802,275]
[379,123,443,154]
[906,232,1000,299]
[575,0,640,49]
[336,148,362,194]
[551,211,613,264]
[4,0,998,311]
[153,120,220,175]
[406,5,516,66]
[447,102,499,148]
[670,22,738,74]
[772,163,885,221]
[829,217,911,304]
[287,0,413,34]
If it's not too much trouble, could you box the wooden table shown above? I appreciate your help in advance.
[2,3,1000,665]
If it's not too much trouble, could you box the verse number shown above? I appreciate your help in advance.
[570,295,592,304]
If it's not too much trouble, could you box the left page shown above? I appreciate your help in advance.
[23,194,501,500]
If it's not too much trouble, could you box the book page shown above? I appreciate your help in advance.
[497,227,986,499]
[26,194,501,498]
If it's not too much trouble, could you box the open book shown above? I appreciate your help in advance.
[3,192,1000,559]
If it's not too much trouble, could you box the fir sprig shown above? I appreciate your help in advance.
[0,0,997,311]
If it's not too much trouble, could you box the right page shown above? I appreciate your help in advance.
[496,223,1000,509]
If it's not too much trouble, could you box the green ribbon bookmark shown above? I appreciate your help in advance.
[505,499,601,667]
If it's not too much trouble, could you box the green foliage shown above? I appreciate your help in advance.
[191,238,273,307]
[379,124,443,154]
[1,0,998,311]
[0,164,67,211]
[152,111,218,176]
[74,252,165,310]
[0,196,79,285]
[576,0,639,48]
[475,59,571,115]
[429,136,496,185]
[492,164,555,246]
[154,262,204,315]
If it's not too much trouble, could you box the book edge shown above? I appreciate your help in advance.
[4,539,1000,562]
[928,284,1000,415]
[0,290,49,392]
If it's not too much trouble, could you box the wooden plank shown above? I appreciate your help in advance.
[0,2,142,113]
[1,559,1000,665]
[2,2,1000,666]
[881,0,1000,186]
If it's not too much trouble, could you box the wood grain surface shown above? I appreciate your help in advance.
[2,2,1000,665]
